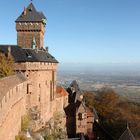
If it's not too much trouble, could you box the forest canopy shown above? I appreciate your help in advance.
[84,88,140,140]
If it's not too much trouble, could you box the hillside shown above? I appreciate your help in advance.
[83,88,140,140]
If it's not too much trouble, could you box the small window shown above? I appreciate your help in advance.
[39,83,41,88]
[38,95,40,102]
[78,113,85,120]
[16,86,18,92]
[78,113,83,120]
[27,84,32,94]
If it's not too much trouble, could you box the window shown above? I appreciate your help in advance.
[78,113,85,120]
[78,113,83,120]
[16,86,18,92]
[50,71,55,101]
[50,81,53,101]
[52,71,55,99]
[27,84,32,94]
[38,95,40,102]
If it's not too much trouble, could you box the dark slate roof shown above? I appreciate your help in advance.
[93,121,114,140]
[67,80,82,103]
[64,103,77,116]
[70,80,80,93]
[80,133,85,140]
[0,45,58,63]
[16,3,46,22]
[75,100,85,110]
[118,127,135,140]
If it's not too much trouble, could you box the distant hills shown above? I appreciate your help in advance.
[58,63,140,76]
[58,63,140,103]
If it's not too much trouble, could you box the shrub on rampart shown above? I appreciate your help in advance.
[0,52,14,78]
[15,135,20,140]
[21,114,30,131]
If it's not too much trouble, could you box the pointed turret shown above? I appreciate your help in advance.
[118,126,135,140]
[67,80,82,103]
[16,3,46,22]
[16,3,47,49]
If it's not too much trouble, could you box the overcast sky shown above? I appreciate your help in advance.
[0,0,140,65]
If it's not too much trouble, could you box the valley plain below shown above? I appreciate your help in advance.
[58,64,140,103]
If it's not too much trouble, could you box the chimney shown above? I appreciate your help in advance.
[23,7,27,16]
[8,46,11,58]
[45,46,48,52]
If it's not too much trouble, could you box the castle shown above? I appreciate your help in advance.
[0,3,68,140]
[0,3,136,140]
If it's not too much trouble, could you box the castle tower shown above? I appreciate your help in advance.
[15,3,47,49]
[0,2,60,138]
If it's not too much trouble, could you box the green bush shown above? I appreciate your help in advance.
[0,52,14,78]
[21,114,30,131]
[15,135,20,140]
[44,134,54,140]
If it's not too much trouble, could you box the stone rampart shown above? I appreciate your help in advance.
[0,76,27,140]
[14,62,57,71]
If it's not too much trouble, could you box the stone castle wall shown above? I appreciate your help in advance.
[15,62,58,123]
[0,62,66,140]
[0,81,27,140]
[16,22,45,48]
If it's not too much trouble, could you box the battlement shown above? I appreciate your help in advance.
[14,62,57,71]
[16,22,45,33]
[0,81,27,127]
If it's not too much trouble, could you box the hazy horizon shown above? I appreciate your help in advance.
[58,62,140,76]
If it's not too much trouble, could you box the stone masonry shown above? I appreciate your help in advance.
[0,3,68,140]
[16,3,46,49]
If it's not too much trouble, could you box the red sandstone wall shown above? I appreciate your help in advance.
[0,62,58,139]
[0,62,61,139]
[17,31,44,48]
[76,105,87,134]
[15,62,58,123]
[0,82,27,140]
[16,22,45,48]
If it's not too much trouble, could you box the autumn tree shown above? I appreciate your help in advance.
[0,52,14,78]
[95,88,120,118]
[83,91,96,110]
[84,88,125,138]
[96,88,125,138]
[84,88,140,139]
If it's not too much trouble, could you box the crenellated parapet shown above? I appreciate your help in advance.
[16,22,45,33]
[14,62,57,71]
[0,75,27,127]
